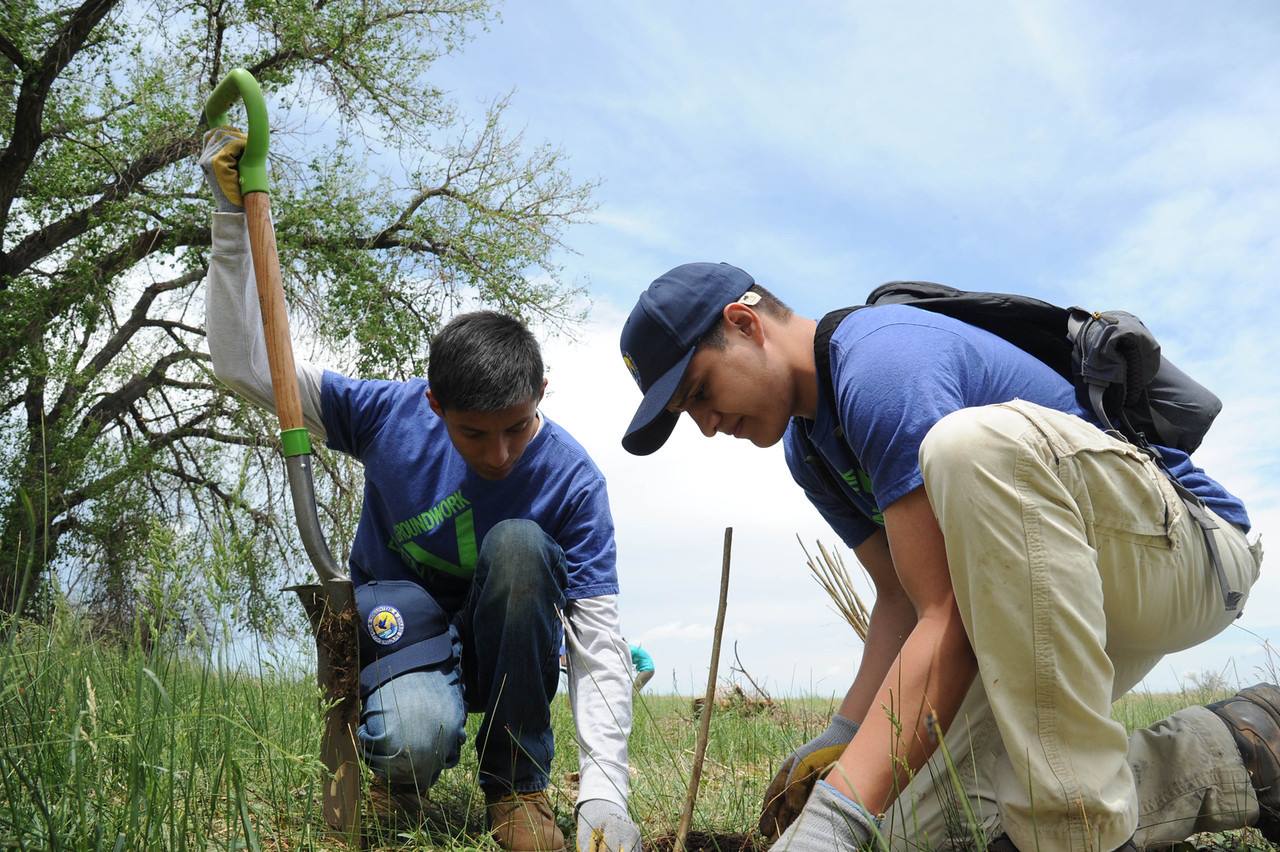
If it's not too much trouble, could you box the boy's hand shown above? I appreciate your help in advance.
[199,127,247,212]
[773,780,877,851]
[759,714,859,840]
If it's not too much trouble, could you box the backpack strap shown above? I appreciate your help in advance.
[1167,476,1241,612]
[797,307,865,503]
[814,307,860,410]
[1132,430,1242,613]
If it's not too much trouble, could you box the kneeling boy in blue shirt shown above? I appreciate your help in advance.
[201,129,638,852]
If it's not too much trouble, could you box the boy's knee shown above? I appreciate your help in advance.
[361,676,465,791]
[477,520,563,600]
[378,727,459,789]
[479,519,549,567]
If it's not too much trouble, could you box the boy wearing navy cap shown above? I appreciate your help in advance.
[201,130,638,852]
[620,262,1269,852]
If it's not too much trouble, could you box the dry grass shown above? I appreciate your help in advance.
[800,537,872,642]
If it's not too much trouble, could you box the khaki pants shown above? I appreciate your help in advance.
[880,401,1263,852]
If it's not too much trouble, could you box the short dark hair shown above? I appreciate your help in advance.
[697,283,793,350]
[427,311,544,411]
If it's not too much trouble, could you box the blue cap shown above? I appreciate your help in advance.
[620,262,756,455]
[355,580,455,698]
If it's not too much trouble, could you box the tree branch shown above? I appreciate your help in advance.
[41,97,136,142]
[50,266,207,424]
[0,0,121,233]
[63,400,261,513]
[0,33,26,71]
[143,318,205,337]
[155,464,273,527]
[0,227,207,374]
[364,184,457,246]
[158,378,219,392]
[166,426,271,447]
[2,135,195,280]
[77,349,209,445]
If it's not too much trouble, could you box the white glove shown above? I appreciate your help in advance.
[773,780,877,851]
[576,799,641,852]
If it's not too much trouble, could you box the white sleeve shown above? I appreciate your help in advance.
[564,594,633,809]
[205,212,327,439]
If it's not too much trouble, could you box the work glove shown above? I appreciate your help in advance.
[576,799,641,852]
[198,126,247,212]
[759,713,859,841]
[772,780,878,851]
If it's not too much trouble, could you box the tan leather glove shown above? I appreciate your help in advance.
[758,714,858,841]
[198,127,247,212]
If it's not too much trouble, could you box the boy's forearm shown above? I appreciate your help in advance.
[837,592,916,723]
[827,605,977,814]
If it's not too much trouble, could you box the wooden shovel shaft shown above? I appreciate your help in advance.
[205,69,359,838]
[243,192,305,432]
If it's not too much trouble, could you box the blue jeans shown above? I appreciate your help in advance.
[357,519,567,794]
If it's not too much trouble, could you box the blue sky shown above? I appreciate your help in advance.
[409,2,1280,696]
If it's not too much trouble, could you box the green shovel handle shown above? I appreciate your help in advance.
[203,69,269,196]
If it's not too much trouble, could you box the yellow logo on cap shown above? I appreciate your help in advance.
[368,605,404,645]
[622,352,641,386]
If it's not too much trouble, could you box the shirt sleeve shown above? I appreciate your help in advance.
[564,594,632,809]
[783,423,879,549]
[205,212,326,437]
[833,323,975,509]
[319,371,409,460]
[554,471,620,600]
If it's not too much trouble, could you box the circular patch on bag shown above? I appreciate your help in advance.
[367,605,404,645]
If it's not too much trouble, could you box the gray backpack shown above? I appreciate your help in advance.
[847,281,1222,454]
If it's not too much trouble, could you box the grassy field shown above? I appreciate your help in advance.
[1,613,1273,851]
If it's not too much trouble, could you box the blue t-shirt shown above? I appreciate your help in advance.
[322,372,619,612]
[784,304,1250,549]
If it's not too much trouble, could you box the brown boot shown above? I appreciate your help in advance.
[485,789,566,852]
[1206,682,1280,841]
[365,781,427,827]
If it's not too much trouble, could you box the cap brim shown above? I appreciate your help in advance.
[358,632,454,698]
[621,347,695,456]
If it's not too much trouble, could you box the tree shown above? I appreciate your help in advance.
[0,0,594,625]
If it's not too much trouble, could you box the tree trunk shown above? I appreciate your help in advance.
[0,444,63,616]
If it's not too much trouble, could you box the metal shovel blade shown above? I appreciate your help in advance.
[289,581,361,835]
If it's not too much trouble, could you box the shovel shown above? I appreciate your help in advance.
[204,69,362,836]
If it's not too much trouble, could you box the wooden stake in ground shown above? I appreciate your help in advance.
[674,527,733,852]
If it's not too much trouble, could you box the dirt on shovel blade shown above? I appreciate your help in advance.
[292,584,360,701]
[315,602,359,701]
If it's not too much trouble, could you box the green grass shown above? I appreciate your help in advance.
[0,612,1273,850]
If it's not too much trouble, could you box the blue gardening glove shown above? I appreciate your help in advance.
[772,780,877,851]
[198,126,247,212]
[576,799,641,852]
[759,714,859,840]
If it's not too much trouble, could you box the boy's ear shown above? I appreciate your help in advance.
[538,378,548,403]
[723,301,764,342]
[426,389,445,418]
